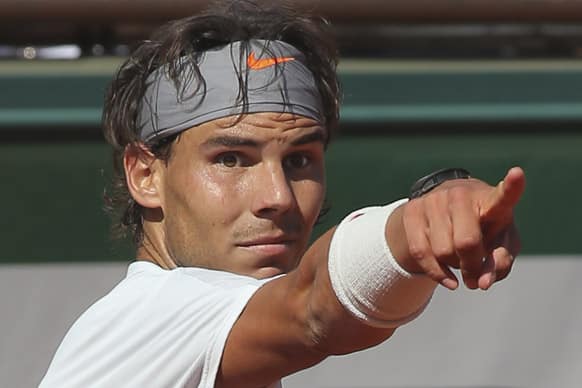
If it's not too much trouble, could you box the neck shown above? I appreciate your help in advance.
[136,225,178,270]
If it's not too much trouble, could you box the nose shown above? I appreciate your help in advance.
[251,162,296,217]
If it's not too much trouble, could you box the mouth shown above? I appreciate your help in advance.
[236,236,296,257]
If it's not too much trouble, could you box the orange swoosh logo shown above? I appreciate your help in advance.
[247,52,295,70]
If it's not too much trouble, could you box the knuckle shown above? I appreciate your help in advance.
[424,190,443,206]
[433,244,454,259]
[403,199,422,219]
[455,233,483,253]
[448,185,471,202]
[408,243,428,260]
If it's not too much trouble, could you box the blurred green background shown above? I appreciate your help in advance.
[2,59,581,261]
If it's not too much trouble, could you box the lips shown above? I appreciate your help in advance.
[236,235,296,256]
[237,235,293,246]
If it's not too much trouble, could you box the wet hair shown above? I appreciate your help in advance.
[102,0,340,245]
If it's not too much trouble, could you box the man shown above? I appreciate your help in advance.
[40,1,525,387]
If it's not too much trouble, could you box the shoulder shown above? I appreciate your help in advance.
[117,261,276,315]
[123,260,268,295]
[41,262,277,386]
[175,265,272,290]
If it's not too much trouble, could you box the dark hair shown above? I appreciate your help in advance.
[102,0,340,245]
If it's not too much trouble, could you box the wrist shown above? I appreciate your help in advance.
[385,203,424,275]
[328,199,436,328]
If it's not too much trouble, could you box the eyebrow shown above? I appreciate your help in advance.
[201,136,259,148]
[291,129,326,146]
[202,129,326,149]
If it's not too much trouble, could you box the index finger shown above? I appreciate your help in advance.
[480,167,526,222]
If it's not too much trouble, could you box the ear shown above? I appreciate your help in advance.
[124,143,164,209]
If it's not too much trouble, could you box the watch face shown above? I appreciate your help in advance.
[410,168,471,199]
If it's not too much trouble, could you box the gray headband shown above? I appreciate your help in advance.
[137,40,324,143]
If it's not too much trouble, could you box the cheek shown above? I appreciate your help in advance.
[294,179,326,225]
[163,167,245,264]
[185,168,247,223]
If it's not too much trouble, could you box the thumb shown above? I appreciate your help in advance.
[480,167,526,223]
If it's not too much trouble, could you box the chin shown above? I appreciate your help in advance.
[234,243,300,278]
[251,266,286,279]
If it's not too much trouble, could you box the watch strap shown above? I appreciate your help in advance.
[409,168,471,199]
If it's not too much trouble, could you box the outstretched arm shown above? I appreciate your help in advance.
[217,167,526,388]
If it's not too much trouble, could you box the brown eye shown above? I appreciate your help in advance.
[284,153,310,170]
[216,153,240,168]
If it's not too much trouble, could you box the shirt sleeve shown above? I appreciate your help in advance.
[199,284,264,387]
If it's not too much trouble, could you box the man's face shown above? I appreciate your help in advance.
[153,112,326,279]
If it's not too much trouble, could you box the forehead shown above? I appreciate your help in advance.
[178,112,326,144]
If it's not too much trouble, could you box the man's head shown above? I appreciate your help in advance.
[103,1,340,276]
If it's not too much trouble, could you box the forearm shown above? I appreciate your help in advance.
[297,229,398,356]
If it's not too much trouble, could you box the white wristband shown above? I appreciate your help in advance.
[328,199,437,328]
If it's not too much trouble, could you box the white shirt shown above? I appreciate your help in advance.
[40,261,281,388]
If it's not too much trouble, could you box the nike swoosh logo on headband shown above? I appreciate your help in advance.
[247,52,295,70]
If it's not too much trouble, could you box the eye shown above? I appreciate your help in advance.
[215,152,241,168]
[284,153,310,170]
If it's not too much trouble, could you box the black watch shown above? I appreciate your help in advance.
[409,168,471,199]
